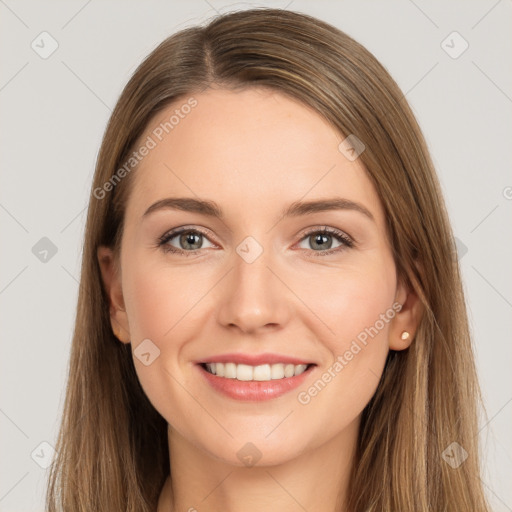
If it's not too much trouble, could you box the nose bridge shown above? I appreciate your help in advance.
[216,234,289,332]
[235,238,273,295]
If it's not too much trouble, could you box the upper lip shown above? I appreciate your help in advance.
[196,353,316,366]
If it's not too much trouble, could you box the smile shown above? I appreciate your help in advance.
[197,362,316,401]
[202,362,311,381]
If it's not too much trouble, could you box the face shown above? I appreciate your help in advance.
[99,86,416,467]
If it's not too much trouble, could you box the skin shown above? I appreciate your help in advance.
[98,87,422,512]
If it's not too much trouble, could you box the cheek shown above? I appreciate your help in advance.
[122,258,212,397]
[292,261,396,350]
[121,261,201,427]
[293,263,395,409]
[123,258,198,342]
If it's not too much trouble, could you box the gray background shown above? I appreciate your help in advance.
[1,0,511,510]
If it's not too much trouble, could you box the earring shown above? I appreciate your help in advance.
[400,331,410,340]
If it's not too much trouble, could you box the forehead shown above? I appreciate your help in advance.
[125,87,385,226]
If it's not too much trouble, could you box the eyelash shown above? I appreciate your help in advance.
[157,225,355,258]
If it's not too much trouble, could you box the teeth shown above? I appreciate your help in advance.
[204,362,309,381]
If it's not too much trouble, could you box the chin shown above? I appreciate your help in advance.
[197,430,312,469]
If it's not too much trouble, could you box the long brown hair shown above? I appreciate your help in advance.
[45,8,491,511]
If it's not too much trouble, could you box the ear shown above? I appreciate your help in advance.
[97,245,131,344]
[388,273,423,351]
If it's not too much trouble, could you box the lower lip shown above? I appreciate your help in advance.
[197,363,315,401]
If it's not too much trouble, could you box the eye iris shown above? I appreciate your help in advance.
[181,231,202,250]
[310,233,332,250]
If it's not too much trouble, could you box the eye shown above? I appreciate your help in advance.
[296,227,354,257]
[157,225,354,257]
[158,227,216,256]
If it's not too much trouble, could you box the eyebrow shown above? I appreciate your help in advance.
[142,197,375,222]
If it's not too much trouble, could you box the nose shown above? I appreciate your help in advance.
[215,242,292,334]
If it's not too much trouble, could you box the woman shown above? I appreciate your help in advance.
[46,7,491,511]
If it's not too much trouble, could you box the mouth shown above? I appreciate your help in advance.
[196,361,317,401]
[200,362,315,381]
